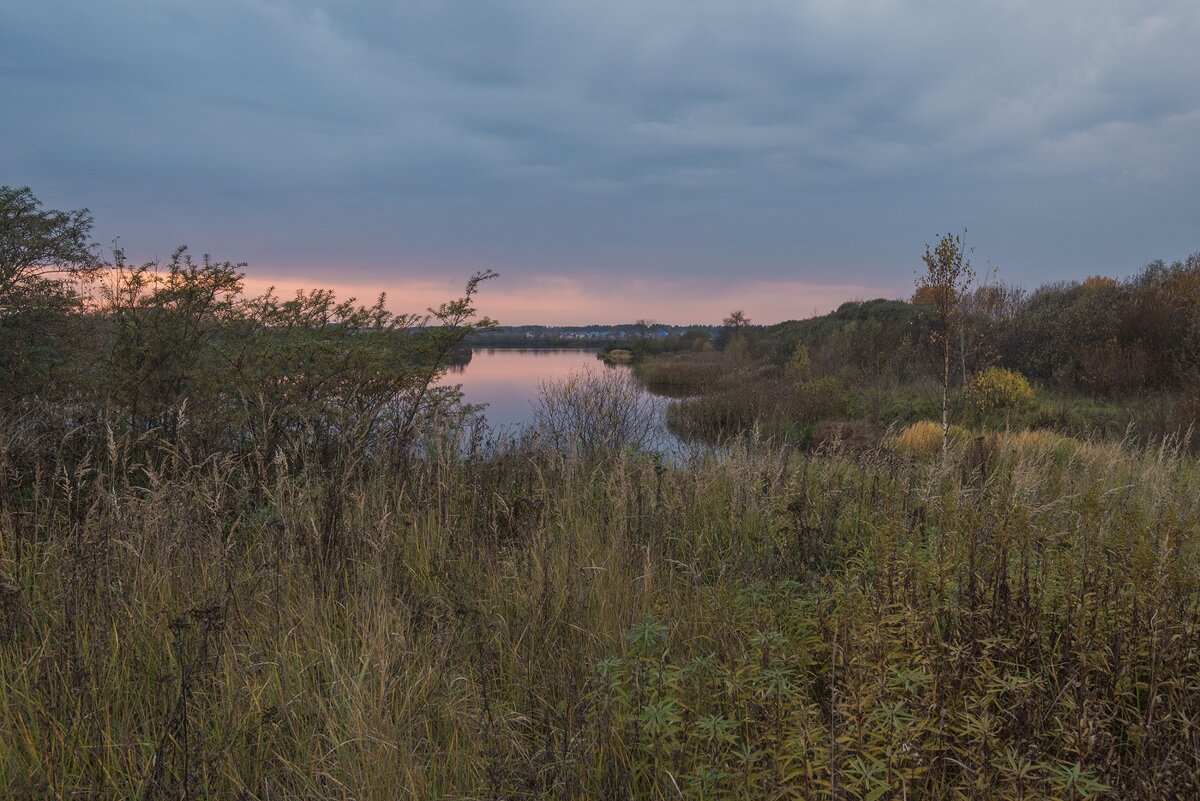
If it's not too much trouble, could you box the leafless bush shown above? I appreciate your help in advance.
[533,367,662,460]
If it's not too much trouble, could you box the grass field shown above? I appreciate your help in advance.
[2,418,1198,799]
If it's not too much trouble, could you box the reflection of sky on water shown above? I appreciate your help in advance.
[443,348,689,455]
[441,348,612,432]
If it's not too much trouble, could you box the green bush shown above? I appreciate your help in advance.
[965,366,1034,414]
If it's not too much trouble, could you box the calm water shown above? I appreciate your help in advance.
[442,348,679,452]
[443,348,615,431]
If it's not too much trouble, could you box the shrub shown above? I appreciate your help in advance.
[965,366,1034,414]
[793,376,846,420]
[784,342,812,382]
[893,420,968,456]
[601,347,634,364]
[534,367,662,459]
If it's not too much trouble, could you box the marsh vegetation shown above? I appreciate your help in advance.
[629,248,1200,451]
[4,412,1199,799]
[2,188,1199,798]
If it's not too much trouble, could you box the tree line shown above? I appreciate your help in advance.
[743,244,1200,399]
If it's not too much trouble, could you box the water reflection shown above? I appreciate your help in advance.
[441,348,616,431]
[442,347,687,455]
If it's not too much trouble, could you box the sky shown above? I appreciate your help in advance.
[3,1,1198,324]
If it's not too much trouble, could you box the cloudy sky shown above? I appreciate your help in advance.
[3,1,1198,323]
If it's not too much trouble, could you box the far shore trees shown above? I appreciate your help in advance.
[722,309,749,333]
[719,309,750,353]
[632,318,656,352]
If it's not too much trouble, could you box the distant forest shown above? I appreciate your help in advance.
[469,323,721,348]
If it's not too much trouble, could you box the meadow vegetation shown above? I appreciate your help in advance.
[3,187,1199,799]
[3,408,1198,798]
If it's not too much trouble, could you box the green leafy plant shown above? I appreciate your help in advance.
[966,366,1035,414]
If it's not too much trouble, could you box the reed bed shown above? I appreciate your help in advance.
[633,352,746,397]
[1,417,1198,799]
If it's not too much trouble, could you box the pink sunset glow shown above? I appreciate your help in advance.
[238,270,902,326]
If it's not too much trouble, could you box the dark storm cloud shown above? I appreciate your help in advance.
[2,0,1198,310]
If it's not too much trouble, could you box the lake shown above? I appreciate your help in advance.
[443,348,679,450]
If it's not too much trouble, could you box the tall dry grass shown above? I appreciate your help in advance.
[1,409,1198,799]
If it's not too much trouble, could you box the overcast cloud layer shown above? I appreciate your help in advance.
[3,1,1198,322]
